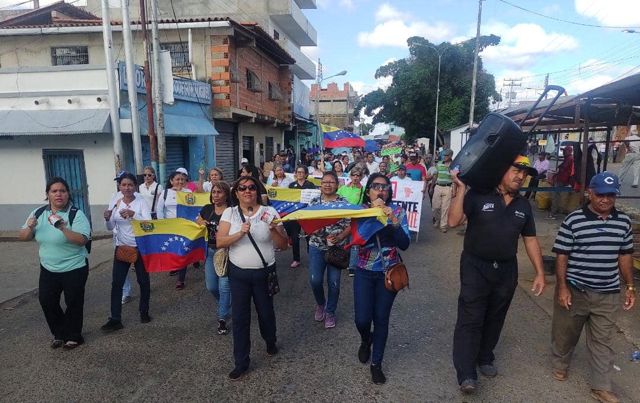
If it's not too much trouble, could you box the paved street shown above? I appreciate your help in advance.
[1,205,639,402]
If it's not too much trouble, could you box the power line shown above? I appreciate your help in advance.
[497,0,640,29]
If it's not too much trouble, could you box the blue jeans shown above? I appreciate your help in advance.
[308,245,341,315]
[353,269,397,365]
[204,247,231,320]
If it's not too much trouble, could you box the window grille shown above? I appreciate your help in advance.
[246,69,262,92]
[160,42,191,75]
[51,46,88,66]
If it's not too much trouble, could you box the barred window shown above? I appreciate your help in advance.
[268,82,282,100]
[246,69,262,92]
[51,46,88,66]
[160,42,191,75]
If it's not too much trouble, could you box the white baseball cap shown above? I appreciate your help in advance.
[176,167,188,176]
[241,158,249,164]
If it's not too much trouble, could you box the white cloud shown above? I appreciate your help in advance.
[339,0,355,11]
[350,75,392,95]
[575,0,640,26]
[481,23,579,69]
[358,19,454,48]
[375,3,409,22]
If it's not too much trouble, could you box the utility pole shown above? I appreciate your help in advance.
[543,73,549,99]
[100,0,123,174]
[468,0,483,128]
[315,59,323,151]
[140,0,158,174]
[121,0,144,175]
[150,0,167,183]
[503,78,522,107]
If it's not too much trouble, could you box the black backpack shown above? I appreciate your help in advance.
[33,205,92,253]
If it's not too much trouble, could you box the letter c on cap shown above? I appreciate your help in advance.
[604,176,614,184]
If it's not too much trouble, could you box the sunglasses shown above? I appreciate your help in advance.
[143,173,154,177]
[351,173,361,177]
[370,183,390,191]
[237,184,257,192]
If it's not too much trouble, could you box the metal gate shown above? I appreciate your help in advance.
[214,121,238,181]
[42,149,91,222]
[141,137,187,181]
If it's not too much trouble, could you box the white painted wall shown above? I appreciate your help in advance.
[238,122,284,166]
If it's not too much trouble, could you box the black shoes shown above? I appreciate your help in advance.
[460,378,478,394]
[370,364,386,384]
[101,319,124,333]
[478,364,497,378]
[358,340,371,364]
[217,319,228,335]
[266,343,278,356]
[228,367,247,381]
[140,313,152,324]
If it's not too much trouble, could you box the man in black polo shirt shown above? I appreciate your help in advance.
[550,172,635,403]
[448,155,546,394]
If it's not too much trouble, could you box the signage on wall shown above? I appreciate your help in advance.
[118,62,211,104]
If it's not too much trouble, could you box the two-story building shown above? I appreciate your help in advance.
[310,82,359,132]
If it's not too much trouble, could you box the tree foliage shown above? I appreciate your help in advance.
[356,35,502,143]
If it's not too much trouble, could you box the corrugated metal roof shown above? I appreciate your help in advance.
[0,109,110,136]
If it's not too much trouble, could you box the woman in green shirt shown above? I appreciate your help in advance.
[18,177,91,350]
[337,167,365,205]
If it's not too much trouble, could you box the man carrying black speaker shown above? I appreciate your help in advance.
[448,155,547,394]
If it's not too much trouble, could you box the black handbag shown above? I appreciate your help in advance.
[239,208,280,297]
[325,245,349,270]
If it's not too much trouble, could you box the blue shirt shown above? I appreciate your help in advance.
[23,205,91,272]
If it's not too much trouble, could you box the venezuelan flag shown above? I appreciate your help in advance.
[176,191,210,222]
[266,186,320,217]
[132,218,206,272]
[322,124,365,148]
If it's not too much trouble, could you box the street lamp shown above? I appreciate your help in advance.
[315,59,347,151]
[426,44,450,162]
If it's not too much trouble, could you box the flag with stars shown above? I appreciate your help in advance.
[266,186,321,217]
[131,218,206,272]
[176,191,210,222]
[321,124,365,148]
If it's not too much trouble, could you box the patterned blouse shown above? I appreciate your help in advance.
[307,195,351,251]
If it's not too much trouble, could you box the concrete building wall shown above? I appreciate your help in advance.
[239,122,283,167]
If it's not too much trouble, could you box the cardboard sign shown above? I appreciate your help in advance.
[390,179,423,232]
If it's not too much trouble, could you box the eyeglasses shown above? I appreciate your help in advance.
[237,184,257,192]
[370,183,390,191]
[321,181,337,185]
[350,173,361,177]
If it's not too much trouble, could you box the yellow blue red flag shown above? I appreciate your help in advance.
[176,191,209,222]
[266,186,320,217]
[132,218,206,272]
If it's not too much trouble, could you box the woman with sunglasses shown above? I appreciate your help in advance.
[307,171,351,329]
[338,166,365,205]
[286,165,316,268]
[138,166,163,214]
[156,170,193,289]
[354,173,410,384]
[216,176,288,380]
[196,181,232,335]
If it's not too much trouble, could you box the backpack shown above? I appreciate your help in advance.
[34,205,92,253]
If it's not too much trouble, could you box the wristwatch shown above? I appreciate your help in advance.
[626,284,636,292]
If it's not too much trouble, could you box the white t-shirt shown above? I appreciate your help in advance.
[221,205,281,269]
[367,161,380,174]
[156,188,192,219]
[628,134,640,153]
[202,181,213,193]
[106,197,151,246]
[391,176,415,186]
[138,182,163,211]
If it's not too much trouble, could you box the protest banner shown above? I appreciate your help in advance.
[390,180,423,232]
[381,146,402,156]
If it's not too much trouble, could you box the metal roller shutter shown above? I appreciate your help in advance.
[214,121,238,181]
[165,138,187,175]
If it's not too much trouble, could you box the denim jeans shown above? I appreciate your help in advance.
[204,246,231,320]
[110,251,150,321]
[353,269,397,365]
[308,245,342,315]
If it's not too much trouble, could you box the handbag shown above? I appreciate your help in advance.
[324,245,349,270]
[116,245,138,264]
[213,248,229,277]
[376,236,409,292]
[239,208,280,297]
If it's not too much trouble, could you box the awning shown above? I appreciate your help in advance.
[0,109,110,136]
[120,99,218,137]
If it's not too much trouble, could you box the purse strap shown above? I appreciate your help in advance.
[151,183,159,214]
[238,207,268,270]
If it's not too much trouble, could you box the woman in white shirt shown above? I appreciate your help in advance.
[138,166,163,216]
[216,176,289,380]
[200,167,224,193]
[156,170,192,289]
[100,173,152,333]
[267,164,293,188]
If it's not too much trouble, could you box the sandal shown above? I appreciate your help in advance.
[62,340,82,350]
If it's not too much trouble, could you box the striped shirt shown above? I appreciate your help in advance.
[552,206,633,293]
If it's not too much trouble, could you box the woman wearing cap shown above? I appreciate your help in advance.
[101,173,153,333]
[156,170,193,289]
[353,173,410,384]
[18,177,91,350]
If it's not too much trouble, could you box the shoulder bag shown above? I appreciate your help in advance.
[239,208,280,297]
[325,245,349,270]
[376,235,409,292]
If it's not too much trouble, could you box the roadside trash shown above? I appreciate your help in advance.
[631,351,640,362]
[613,364,621,371]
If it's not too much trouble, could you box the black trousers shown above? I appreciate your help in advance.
[38,264,89,343]
[110,252,150,321]
[228,263,277,370]
[452,251,518,384]
[284,221,307,262]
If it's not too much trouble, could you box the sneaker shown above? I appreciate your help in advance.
[62,339,83,350]
[459,378,477,394]
[358,339,371,364]
[478,364,497,377]
[140,313,152,323]
[217,319,229,335]
[121,295,132,305]
[324,313,336,329]
[632,185,639,189]
[314,305,325,322]
[101,319,124,333]
[228,367,247,381]
[266,343,278,356]
[175,282,185,290]
[370,364,386,384]
[290,261,300,268]
[590,389,620,403]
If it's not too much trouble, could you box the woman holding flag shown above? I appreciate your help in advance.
[101,173,153,333]
[216,175,289,380]
[354,173,410,384]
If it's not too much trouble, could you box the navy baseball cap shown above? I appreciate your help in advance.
[589,171,620,195]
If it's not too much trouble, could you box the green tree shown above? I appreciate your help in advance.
[356,35,501,143]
